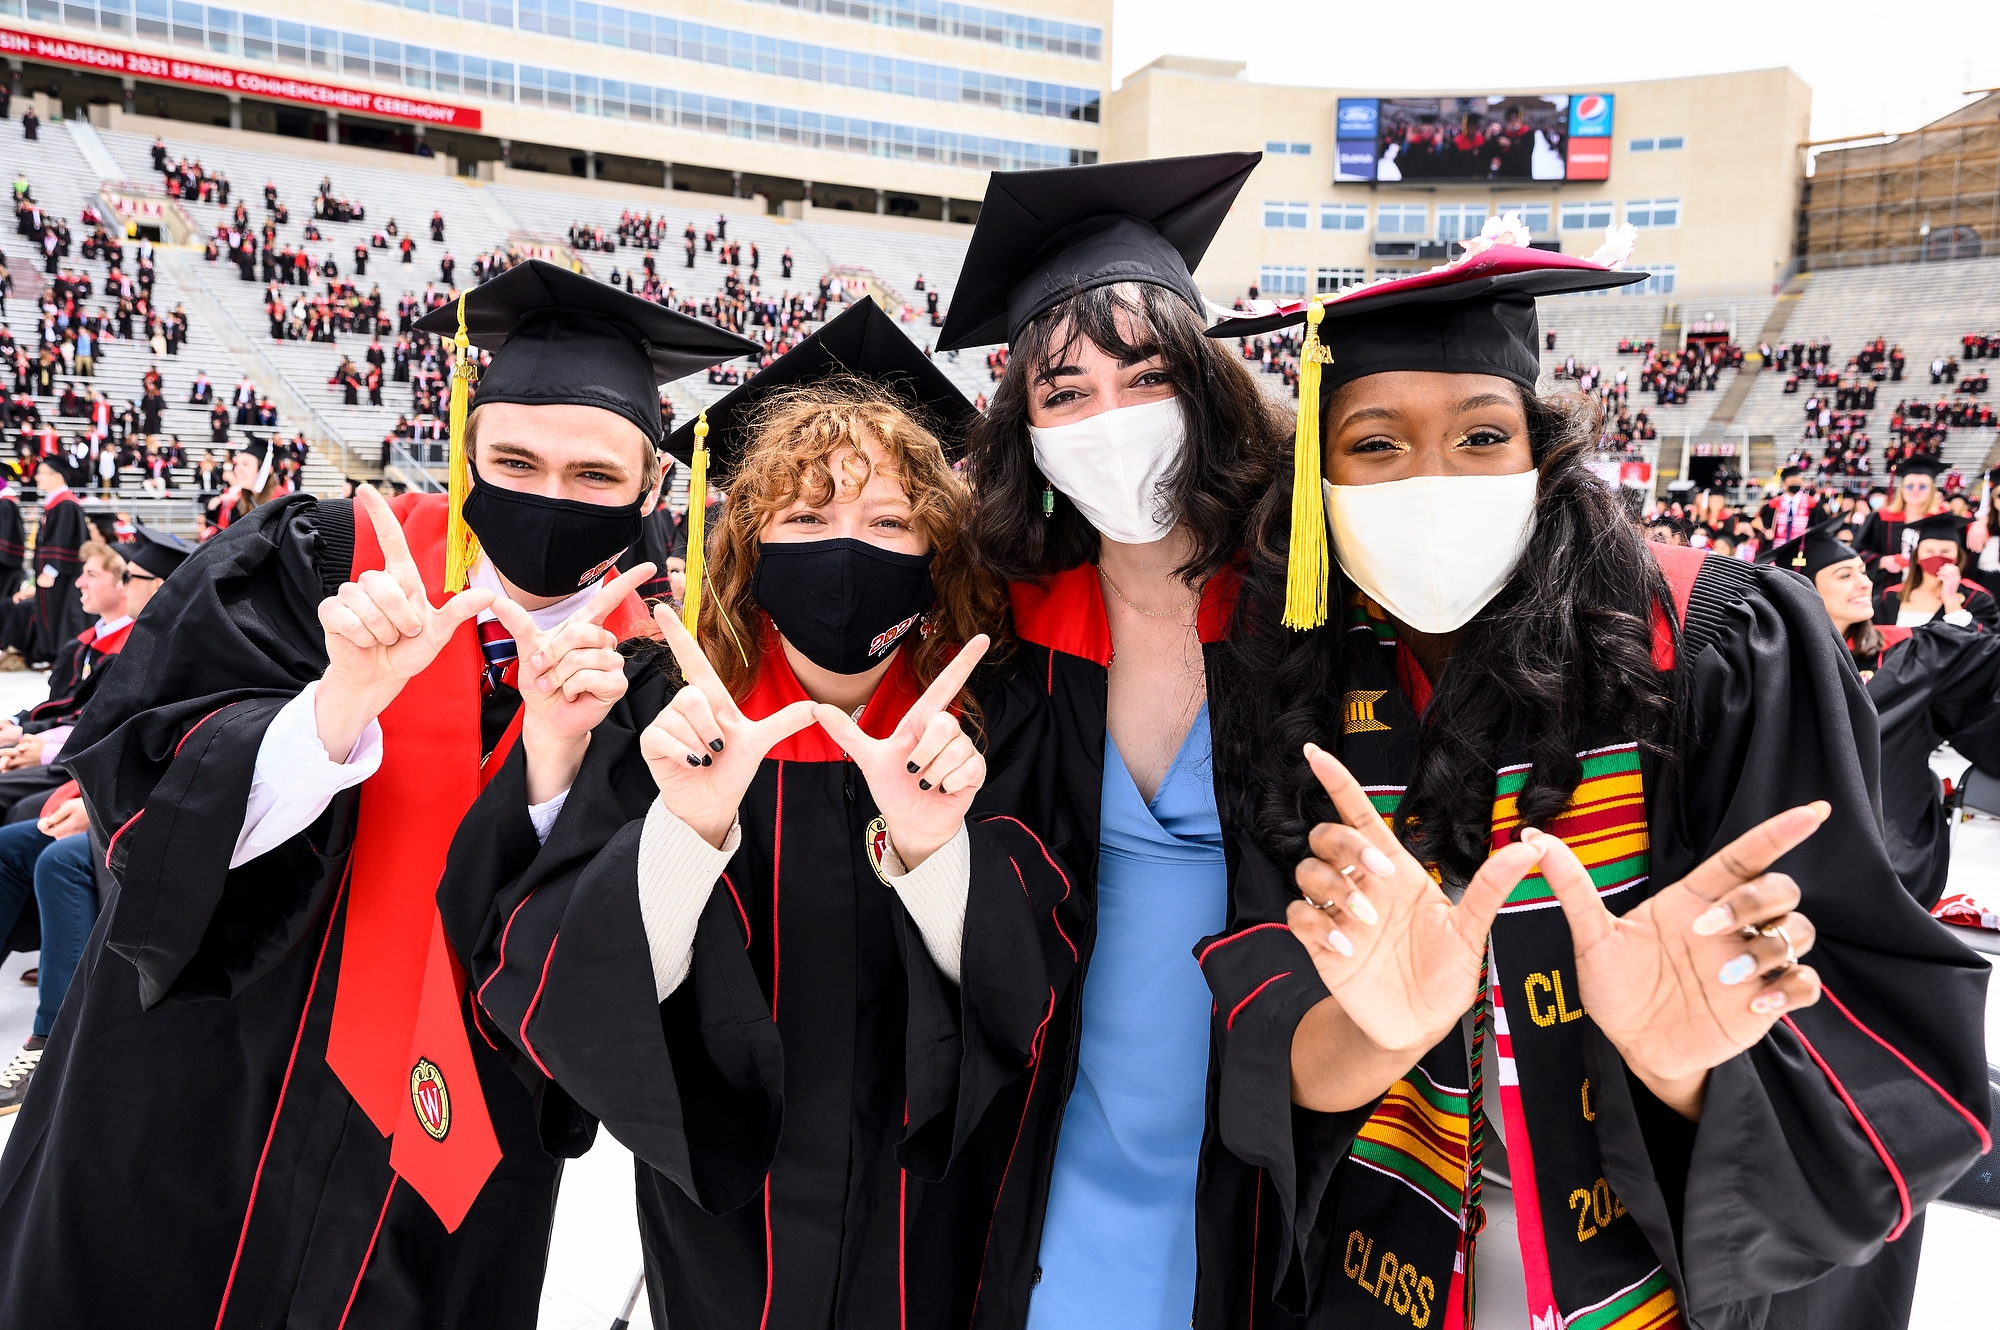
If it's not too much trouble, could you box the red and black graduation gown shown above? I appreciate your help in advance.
[436,623,1085,1330]
[0,493,640,1328]
[27,486,89,663]
[1192,547,1991,1329]
[0,490,24,590]
[0,616,134,825]
[1852,508,1912,589]
[1861,621,2000,909]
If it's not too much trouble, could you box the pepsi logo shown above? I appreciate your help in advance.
[1576,95,1606,121]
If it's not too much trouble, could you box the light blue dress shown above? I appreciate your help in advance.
[1027,702,1229,1330]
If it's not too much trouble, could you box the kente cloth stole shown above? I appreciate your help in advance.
[1321,597,1681,1330]
[321,492,517,1232]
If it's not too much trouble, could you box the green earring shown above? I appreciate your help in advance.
[1042,485,1055,517]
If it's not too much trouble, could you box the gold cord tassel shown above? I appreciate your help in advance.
[1282,298,1332,630]
[680,411,711,636]
[443,290,482,594]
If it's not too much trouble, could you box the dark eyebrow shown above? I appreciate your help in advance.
[486,439,630,479]
[1455,393,1519,414]
[1035,363,1087,385]
[1336,406,1402,428]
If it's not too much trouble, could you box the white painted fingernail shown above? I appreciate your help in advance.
[1360,847,1395,876]
[1325,928,1354,957]
[1692,904,1734,936]
[1346,891,1379,926]
[1718,954,1758,986]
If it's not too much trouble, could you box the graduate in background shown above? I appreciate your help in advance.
[0,261,754,1329]
[1873,512,2000,631]
[1776,516,2000,908]
[938,153,1293,1328]
[203,433,288,532]
[1854,456,1948,589]
[1200,228,1989,1330]
[25,456,90,665]
[441,297,1083,1330]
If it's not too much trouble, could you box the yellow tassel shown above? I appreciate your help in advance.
[680,411,711,636]
[1282,298,1332,630]
[443,290,483,594]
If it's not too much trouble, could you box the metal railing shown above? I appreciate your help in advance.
[387,440,446,493]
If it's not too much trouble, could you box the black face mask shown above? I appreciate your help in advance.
[752,538,935,676]
[459,458,645,598]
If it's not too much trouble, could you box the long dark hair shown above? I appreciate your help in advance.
[1211,386,1675,883]
[961,281,1289,588]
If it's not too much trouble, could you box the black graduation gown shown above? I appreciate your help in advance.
[437,634,1085,1330]
[0,495,568,1330]
[1852,509,1911,589]
[27,492,88,663]
[616,504,677,601]
[1863,622,2000,909]
[1195,554,1992,1330]
[1873,584,2000,633]
[0,493,25,587]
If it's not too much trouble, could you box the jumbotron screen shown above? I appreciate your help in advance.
[1334,94,1613,183]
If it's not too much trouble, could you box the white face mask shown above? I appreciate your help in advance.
[1028,397,1184,546]
[1322,470,1539,634]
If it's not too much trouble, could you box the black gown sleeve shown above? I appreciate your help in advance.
[62,494,349,1007]
[896,659,1088,1182]
[1600,565,1992,1319]
[1196,821,1372,1312]
[438,667,786,1216]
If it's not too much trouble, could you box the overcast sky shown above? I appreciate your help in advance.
[1110,4,2000,145]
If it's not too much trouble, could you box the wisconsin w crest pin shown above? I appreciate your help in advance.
[410,1056,451,1142]
[865,815,894,886]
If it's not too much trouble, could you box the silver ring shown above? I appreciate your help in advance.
[1759,923,1797,969]
[1309,895,1339,911]
[1340,864,1358,878]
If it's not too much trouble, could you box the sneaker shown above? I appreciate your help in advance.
[0,1046,39,1116]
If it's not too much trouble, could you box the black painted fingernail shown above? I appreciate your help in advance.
[709,739,725,753]
[907,760,921,773]
[686,754,702,768]
[918,778,931,790]
[701,754,713,767]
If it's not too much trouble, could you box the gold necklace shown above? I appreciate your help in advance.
[1098,566,1199,620]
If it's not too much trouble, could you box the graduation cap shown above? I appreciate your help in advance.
[35,455,86,488]
[663,298,976,469]
[1892,456,1942,479]
[935,152,1260,352]
[662,297,976,637]
[1779,463,1805,481]
[1202,218,1646,629]
[409,258,758,591]
[123,522,191,579]
[1756,513,1860,578]
[1907,511,1972,551]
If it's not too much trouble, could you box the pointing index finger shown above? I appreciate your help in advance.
[356,483,421,590]
[652,600,732,711]
[897,635,988,737]
[573,562,655,631]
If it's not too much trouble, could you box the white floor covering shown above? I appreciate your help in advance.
[0,668,1991,1329]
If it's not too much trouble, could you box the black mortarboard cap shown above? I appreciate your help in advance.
[1779,463,1805,480]
[1756,513,1862,579]
[36,455,86,488]
[666,298,977,471]
[936,152,1260,352]
[1908,512,1972,549]
[235,433,270,465]
[124,522,191,578]
[1892,456,1943,479]
[413,259,757,444]
[1205,242,1646,394]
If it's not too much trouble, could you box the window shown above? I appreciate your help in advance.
[1316,267,1366,294]
[1319,203,1366,232]
[1657,136,1685,151]
[1372,267,1414,282]
[1626,198,1679,228]
[1265,140,1312,155]
[1519,203,1552,235]
[1436,203,1489,242]
[1258,266,1309,296]
[1629,137,1655,152]
[1629,265,1676,295]
[1262,200,1309,230]
[1561,200,1614,231]
[1376,203,1426,234]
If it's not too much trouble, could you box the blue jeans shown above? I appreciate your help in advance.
[0,817,51,955]
[34,834,97,1037]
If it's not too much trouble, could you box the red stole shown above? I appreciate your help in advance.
[740,618,930,762]
[320,493,654,1230]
